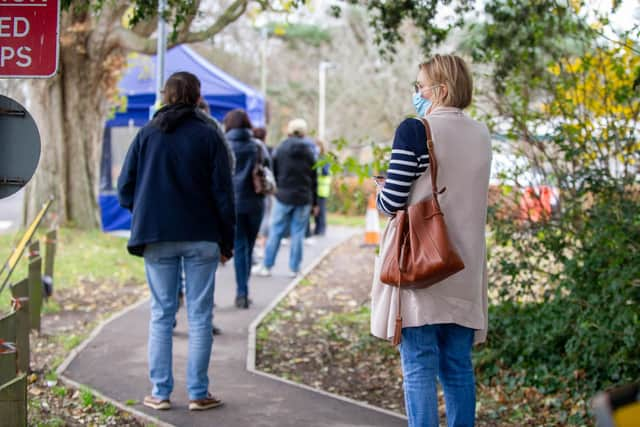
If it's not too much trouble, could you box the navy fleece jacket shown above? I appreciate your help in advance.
[117,104,236,258]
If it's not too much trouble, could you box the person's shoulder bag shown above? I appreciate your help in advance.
[379,117,465,345]
[252,142,277,195]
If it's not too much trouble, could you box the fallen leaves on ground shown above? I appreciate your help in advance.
[26,277,149,426]
[255,234,585,426]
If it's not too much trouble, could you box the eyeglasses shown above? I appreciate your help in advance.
[413,82,443,93]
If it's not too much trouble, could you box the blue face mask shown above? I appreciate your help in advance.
[413,92,431,117]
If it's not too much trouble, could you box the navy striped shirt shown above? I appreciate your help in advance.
[377,118,429,216]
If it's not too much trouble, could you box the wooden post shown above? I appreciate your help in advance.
[0,312,17,385]
[27,242,42,332]
[43,229,57,298]
[0,374,27,427]
[10,279,29,374]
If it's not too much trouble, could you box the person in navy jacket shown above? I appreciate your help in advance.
[118,71,234,411]
[223,109,270,309]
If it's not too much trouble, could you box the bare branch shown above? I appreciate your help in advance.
[130,18,159,38]
[177,0,202,39]
[109,0,249,54]
[347,11,368,48]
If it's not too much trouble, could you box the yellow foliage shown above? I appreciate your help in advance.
[569,0,583,13]
[282,0,295,11]
[542,43,639,165]
[121,5,135,29]
[273,24,287,36]
[546,43,639,119]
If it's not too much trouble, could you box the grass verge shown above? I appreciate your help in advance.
[0,228,145,311]
[326,213,367,228]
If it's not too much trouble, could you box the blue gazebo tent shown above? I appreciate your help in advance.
[99,45,265,232]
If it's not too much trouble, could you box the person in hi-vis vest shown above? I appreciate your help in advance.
[314,139,331,236]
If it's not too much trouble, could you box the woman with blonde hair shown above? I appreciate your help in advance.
[371,54,492,427]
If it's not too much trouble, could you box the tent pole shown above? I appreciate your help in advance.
[260,26,268,97]
[155,0,167,114]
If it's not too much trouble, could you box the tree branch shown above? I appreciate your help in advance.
[110,0,249,54]
[177,0,202,39]
[130,17,159,38]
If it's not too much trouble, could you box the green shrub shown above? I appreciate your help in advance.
[326,177,376,216]
[480,190,640,422]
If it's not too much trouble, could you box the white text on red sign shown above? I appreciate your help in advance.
[0,0,58,77]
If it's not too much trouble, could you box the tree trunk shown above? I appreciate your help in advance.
[19,1,246,229]
[23,14,125,229]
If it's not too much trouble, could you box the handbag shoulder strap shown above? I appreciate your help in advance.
[419,118,443,198]
[254,140,264,168]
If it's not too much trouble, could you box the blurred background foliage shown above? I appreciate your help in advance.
[29,0,640,423]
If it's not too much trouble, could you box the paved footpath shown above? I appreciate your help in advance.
[60,227,406,427]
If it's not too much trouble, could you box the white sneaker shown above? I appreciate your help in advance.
[253,265,272,277]
[304,237,316,246]
[281,238,289,246]
[253,246,265,260]
[287,270,300,278]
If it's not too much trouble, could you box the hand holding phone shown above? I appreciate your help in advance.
[372,175,386,188]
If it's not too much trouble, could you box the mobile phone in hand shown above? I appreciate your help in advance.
[372,175,386,188]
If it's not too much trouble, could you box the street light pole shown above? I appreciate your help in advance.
[318,61,333,141]
[154,0,168,113]
[260,26,269,96]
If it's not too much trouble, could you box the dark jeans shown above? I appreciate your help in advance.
[234,210,264,298]
[314,197,327,235]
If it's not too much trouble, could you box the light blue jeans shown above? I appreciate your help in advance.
[143,241,219,401]
[263,199,311,273]
[400,323,476,427]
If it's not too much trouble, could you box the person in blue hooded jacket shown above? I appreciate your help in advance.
[118,71,234,412]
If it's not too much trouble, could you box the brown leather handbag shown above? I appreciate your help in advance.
[252,142,277,195]
[379,118,465,345]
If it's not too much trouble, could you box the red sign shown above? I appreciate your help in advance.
[0,0,59,78]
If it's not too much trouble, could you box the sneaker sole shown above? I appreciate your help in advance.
[143,401,171,410]
[188,401,224,411]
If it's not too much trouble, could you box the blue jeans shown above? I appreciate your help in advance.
[400,323,476,427]
[234,210,263,298]
[263,199,311,273]
[143,241,219,401]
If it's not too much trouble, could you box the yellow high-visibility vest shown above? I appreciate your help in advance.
[317,174,332,198]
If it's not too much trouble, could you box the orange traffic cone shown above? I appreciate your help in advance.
[364,193,380,246]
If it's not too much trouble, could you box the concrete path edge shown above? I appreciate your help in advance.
[55,297,171,426]
[247,233,408,422]
[53,228,406,426]
[58,374,174,427]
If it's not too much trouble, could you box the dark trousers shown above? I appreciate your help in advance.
[234,210,263,298]
[314,197,327,235]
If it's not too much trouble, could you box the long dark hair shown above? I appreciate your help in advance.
[162,72,201,106]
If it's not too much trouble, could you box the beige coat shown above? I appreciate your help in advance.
[370,107,492,344]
